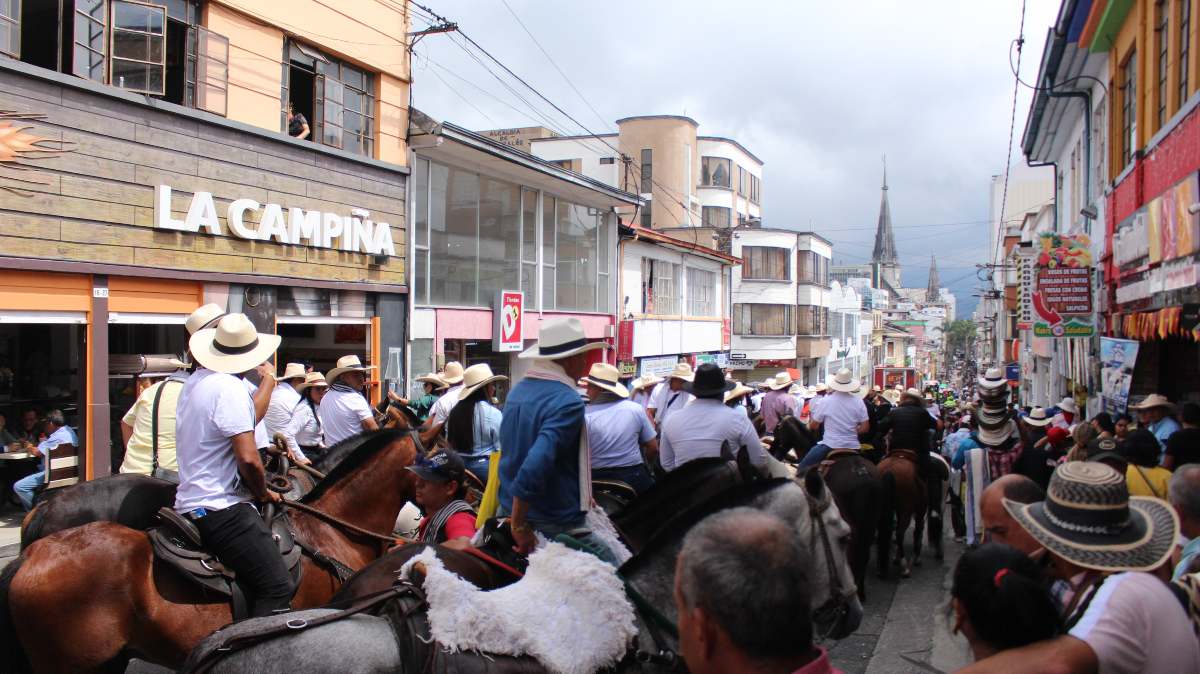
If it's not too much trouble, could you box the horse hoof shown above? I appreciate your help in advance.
[900,566,911,579]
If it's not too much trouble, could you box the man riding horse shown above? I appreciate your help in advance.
[175,313,293,617]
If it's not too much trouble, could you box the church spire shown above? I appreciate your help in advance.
[872,156,898,269]
[926,254,940,303]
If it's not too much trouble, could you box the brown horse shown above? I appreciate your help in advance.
[0,427,419,673]
[877,449,926,578]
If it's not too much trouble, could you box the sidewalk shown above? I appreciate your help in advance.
[0,507,23,565]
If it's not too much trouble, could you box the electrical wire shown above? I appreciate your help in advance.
[993,0,1028,274]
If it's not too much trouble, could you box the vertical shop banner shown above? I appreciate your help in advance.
[1032,233,1095,338]
[616,320,634,362]
[1016,247,1035,330]
[492,291,523,352]
[1099,337,1139,415]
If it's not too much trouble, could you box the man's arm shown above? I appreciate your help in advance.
[360,416,380,431]
[509,496,536,554]
[641,437,660,464]
[739,419,767,467]
[251,363,275,423]
[658,423,675,471]
[231,431,280,503]
[956,635,1097,674]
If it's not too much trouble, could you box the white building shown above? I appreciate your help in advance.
[826,281,867,382]
[617,226,737,378]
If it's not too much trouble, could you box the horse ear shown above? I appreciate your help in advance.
[804,467,825,500]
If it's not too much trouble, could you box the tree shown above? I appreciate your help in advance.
[945,319,975,356]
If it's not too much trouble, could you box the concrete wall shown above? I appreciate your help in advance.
[617,117,698,229]
[529,135,621,187]
[0,65,406,285]
[622,239,725,357]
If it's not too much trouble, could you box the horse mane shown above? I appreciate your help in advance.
[302,428,407,503]
[612,457,733,524]
[619,478,792,575]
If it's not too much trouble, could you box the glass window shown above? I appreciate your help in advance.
[74,0,108,82]
[477,177,521,303]
[312,52,374,157]
[702,206,731,228]
[522,263,538,309]
[1181,0,1192,112]
[751,175,761,204]
[555,201,598,312]
[542,194,556,310]
[641,259,679,315]
[0,0,18,58]
[796,251,829,285]
[701,156,731,188]
[414,158,429,248]
[797,305,829,336]
[640,203,651,229]
[414,249,428,306]
[737,166,748,196]
[429,164,479,306]
[521,189,537,263]
[741,246,789,280]
[686,267,716,317]
[191,27,229,116]
[109,1,166,94]
[640,148,652,194]
[732,304,792,336]
[1156,1,1169,129]
[1121,50,1137,167]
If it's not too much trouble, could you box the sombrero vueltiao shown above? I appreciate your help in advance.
[1004,461,1178,572]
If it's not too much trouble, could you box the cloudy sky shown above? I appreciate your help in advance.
[408,0,1061,317]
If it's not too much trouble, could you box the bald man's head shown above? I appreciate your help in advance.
[980,475,1045,556]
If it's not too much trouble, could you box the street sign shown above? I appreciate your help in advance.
[730,352,747,360]
[492,291,524,352]
[1032,233,1094,338]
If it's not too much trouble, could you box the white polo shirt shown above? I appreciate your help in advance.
[243,378,269,449]
[586,399,656,469]
[264,381,302,438]
[319,387,373,446]
[429,384,463,426]
[175,368,256,513]
[811,391,867,449]
[659,398,764,472]
[649,381,693,427]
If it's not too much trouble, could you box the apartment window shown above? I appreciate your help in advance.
[641,259,679,315]
[686,267,716,317]
[750,175,761,204]
[599,157,615,165]
[831,311,845,342]
[412,158,430,306]
[0,0,18,57]
[1156,1,1169,128]
[796,305,828,336]
[283,40,374,157]
[737,166,748,196]
[640,203,651,229]
[700,156,731,188]
[796,250,829,286]
[1182,0,1193,110]
[1120,50,1137,167]
[741,246,789,281]
[702,206,731,228]
[733,304,793,336]
[520,188,539,309]
[640,148,652,194]
[542,193,556,309]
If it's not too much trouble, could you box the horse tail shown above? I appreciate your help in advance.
[0,557,32,674]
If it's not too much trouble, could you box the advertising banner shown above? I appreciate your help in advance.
[491,291,524,352]
[1147,173,1199,264]
[638,355,679,378]
[1016,246,1035,330]
[1100,337,1139,415]
[616,320,634,362]
[1032,233,1095,338]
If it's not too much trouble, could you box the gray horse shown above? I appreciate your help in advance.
[180,474,862,673]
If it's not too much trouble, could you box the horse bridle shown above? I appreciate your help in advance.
[806,491,856,643]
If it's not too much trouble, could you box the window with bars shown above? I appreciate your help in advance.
[702,206,731,228]
[796,305,828,336]
[733,304,793,336]
[1181,0,1192,111]
[686,267,716,317]
[1156,1,1169,129]
[701,156,731,188]
[1121,50,1137,167]
[741,246,789,280]
[796,250,829,286]
[642,259,680,315]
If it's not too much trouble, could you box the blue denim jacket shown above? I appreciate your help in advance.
[498,378,586,526]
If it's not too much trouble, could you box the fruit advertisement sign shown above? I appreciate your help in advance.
[1032,233,1095,338]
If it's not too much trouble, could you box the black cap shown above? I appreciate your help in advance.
[684,362,736,399]
[406,448,466,484]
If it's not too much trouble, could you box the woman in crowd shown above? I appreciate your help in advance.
[382,373,445,423]
[445,363,506,481]
[1063,422,1098,463]
[1120,428,1172,499]
[1090,411,1116,440]
[950,543,1062,662]
[286,371,328,465]
[1114,413,1133,440]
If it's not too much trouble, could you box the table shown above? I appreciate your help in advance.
[0,452,33,460]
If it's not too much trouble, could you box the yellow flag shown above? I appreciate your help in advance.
[475,451,502,528]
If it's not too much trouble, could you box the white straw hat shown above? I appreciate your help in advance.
[440,361,465,385]
[725,382,755,403]
[185,303,226,335]
[518,317,605,360]
[188,313,280,375]
[1129,393,1175,412]
[583,362,628,398]
[828,367,860,393]
[770,371,794,390]
[275,362,306,382]
[632,374,663,391]
[295,371,328,393]
[456,363,508,401]
[1057,396,1079,415]
[667,362,695,382]
[326,354,375,384]
[1024,407,1053,427]
[415,372,447,389]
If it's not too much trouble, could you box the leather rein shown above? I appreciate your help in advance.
[806,491,856,643]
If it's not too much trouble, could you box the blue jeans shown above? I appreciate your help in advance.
[461,455,491,485]
[496,506,619,566]
[798,443,832,470]
[592,463,654,494]
[13,471,44,511]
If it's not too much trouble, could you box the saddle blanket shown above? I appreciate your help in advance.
[401,541,637,674]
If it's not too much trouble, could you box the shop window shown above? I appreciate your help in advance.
[742,246,789,281]
[642,259,679,315]
[520,188,538,309]
[1156,1,1169,129]
[429,163,478,307]
[702,206,731,228]
[700,156,730,188]
[542,192,556,310]
[733,303,792,336]
[477,177,521,304]
[413,158,430,306]
[686,267,716,317]
[0,320,87,457]
[555,201,598,312]
[109,0,166,94]
[283,39,374,156]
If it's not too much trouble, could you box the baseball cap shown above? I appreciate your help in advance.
[406,448,466,484]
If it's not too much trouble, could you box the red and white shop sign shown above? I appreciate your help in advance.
[492,291,524,352]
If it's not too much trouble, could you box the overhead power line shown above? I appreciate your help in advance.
[993,0,1028,272]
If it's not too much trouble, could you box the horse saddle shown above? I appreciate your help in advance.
[885,448,920,465]
[818,449,861,478]
[148,507,303,615]
[592,479,638,514]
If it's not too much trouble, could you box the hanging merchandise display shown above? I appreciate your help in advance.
[1099,337,1139,415]
[1032,233,1095,338]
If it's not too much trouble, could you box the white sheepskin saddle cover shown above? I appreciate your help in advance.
[401,541,637,674]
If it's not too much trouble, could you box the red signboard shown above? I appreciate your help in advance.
[492,291,524,352]
[617,320,634,362]
[1035,267,1092,315]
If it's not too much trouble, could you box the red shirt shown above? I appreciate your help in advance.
[792,648,842,674]
[417,511,476,542]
